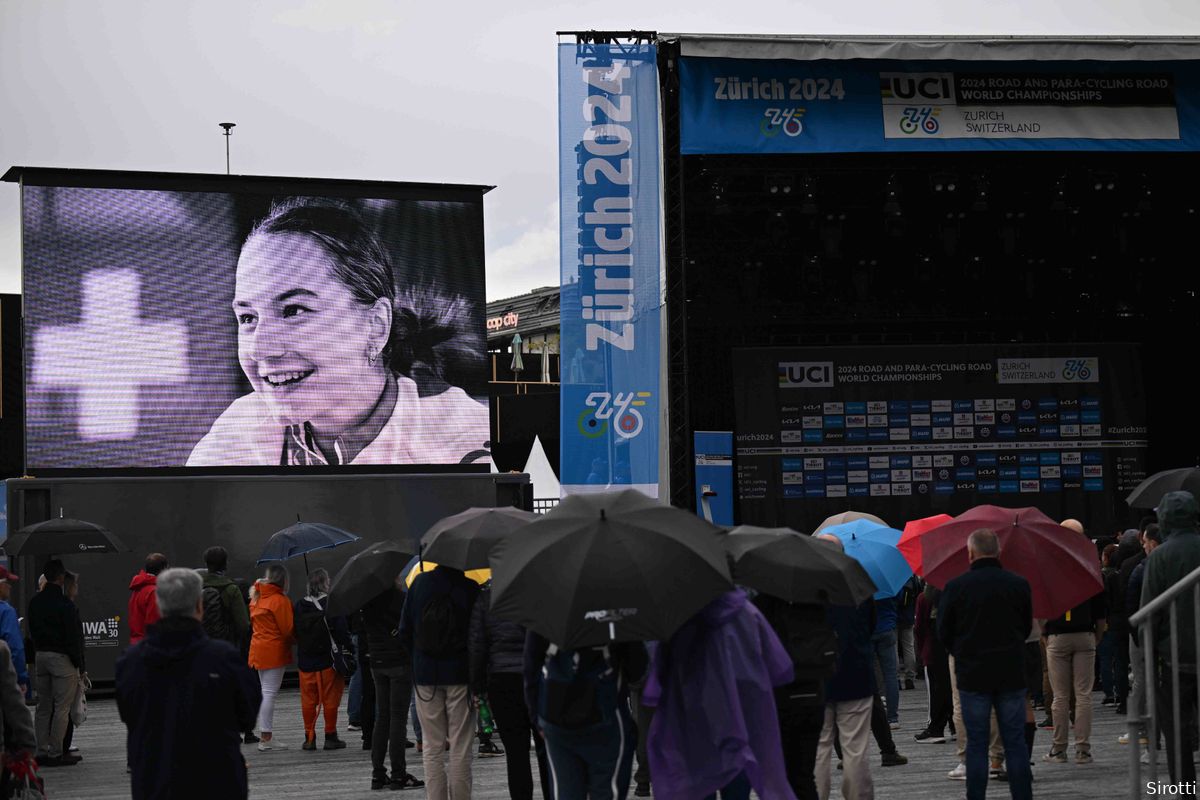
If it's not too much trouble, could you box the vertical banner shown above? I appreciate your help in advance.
[559,43,662,497]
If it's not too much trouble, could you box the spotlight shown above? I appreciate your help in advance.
[884,174,902,217]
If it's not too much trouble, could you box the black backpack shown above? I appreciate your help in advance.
[773,602,839,681]
[538,645,620,730]
[201,585,234,643]
[414,593,466,657]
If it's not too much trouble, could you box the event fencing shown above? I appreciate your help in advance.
[1127,563,1200,796]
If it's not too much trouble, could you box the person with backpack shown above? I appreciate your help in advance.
[643,589,796,800]
[201,547,251,652]
[293,569,352,753]
[364,575,423,790]
[523,631,648,800]
[399,563,480,800]
[753,592,837,800]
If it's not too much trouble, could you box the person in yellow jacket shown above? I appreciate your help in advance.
[249,563,294,751]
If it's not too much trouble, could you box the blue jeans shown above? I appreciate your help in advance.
[348,636,364,725]
[543,705,635,800]
[1097,630,1116,698]
[871,629,900,723]
[960,688,1032,800]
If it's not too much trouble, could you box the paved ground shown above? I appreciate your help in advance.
[40,680,1148,798]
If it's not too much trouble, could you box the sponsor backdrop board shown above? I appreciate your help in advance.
[558,44,663,496]
[680,58,1200,154]
[16,170,490,473]
[734,344,1147,531]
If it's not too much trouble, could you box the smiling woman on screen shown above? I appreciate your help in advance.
[187,199,489,467]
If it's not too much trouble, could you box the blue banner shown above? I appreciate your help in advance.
[695,431,734,526]
[681,57,1200,154]
[559,43,662,497]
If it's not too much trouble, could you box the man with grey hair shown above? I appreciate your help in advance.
[938,529,1033,800]
[116,568,261,800]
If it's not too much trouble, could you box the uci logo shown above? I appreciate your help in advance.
[778,362,835,388]
[578,391,650,441]
[881,73,955,104]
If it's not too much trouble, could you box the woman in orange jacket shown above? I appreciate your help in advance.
[249,563,294,750]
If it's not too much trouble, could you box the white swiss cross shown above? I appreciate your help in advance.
[32,269,188,440]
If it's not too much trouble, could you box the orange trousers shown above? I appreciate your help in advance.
[299,667,345,736]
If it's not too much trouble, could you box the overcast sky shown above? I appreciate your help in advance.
[3,0,1199,304]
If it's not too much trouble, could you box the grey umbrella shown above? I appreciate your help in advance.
[420,506,539,571]
[488,489,732,648]
[510,333,524,375]
[724,525,876,606]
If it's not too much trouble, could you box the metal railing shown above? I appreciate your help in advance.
[1127,561,1200,796]
[533,497,560,515]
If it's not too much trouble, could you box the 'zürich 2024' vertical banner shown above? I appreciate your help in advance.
[559,43,661,497]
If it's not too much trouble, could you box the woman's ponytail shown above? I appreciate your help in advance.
[388,286,483,396]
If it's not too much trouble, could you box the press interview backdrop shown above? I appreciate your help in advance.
[734,344,1147,532]
[20,179,487,472]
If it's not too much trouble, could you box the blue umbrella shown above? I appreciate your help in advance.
[257,520,361,574]
[822,520,912,600]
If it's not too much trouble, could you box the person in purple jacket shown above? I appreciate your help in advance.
[642,589,796,800]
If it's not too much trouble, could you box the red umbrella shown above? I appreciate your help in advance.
[897,514,954,576]
[921,505,1102,619]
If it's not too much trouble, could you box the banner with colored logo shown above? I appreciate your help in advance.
[680,57,1200,154]
[734,344,1148,530]
[559,43,662,497]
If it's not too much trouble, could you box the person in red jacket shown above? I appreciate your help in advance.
[128,553,169,645]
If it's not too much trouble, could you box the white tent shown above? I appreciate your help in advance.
[523,435,560,500]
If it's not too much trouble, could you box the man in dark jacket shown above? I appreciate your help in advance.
[363,582,423,790]
[116,568,261,800]
[469,582,550,800]
[753,593,832,800]
[938,528,1033,800]
[1142,491,1200,783]
[28,559,83,766]
[400,564,480,800]
[201,547,250,649]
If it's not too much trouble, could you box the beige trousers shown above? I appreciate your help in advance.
[816,696,874,800]
[948,654,1003,762]
[415,684,475,800]
[1046,632,1096,754]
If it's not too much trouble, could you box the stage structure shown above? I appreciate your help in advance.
[2,167,530,682]
[558,33,1200,530]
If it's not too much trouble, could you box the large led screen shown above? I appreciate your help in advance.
[21,176,490,471]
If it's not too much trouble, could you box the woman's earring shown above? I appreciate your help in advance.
[367,350,377,366]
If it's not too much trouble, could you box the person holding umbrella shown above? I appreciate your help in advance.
[937,529,1033,800]
[293,569,351,752]
[468,580,550,800]
[363,572,423,790]
[400,563,480,800]
[1042,519,1107,765]
[248,563,294,750]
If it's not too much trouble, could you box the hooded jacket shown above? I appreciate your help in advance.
[116,616,261,800]
[643,590,797,800]
[248,582,294,670]
[128,571,161,646]
[201,571,250,647]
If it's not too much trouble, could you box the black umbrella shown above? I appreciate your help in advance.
[1126,468,1200,510]
[257,520,360,575]
[2,515,128,556]
[724,525,876,606]
[325,541,414,617]
[420,506,539,571]
[488,489,732,649]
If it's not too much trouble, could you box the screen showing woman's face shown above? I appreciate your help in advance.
[233,232,386,432]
